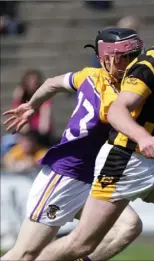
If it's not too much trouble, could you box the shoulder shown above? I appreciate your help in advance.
[76,67,101,77]
[73,67,101,90]
[124,48,154,92]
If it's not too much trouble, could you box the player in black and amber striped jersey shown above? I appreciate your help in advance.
[108,47,154,152]
[92,47,154,204]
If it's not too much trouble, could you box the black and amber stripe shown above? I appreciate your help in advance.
[91,146,132,201]
[108,48,154,152]
[124,48,154,91]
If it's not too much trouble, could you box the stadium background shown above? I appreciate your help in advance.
[1,1,154,260]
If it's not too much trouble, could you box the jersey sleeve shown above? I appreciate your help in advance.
[121,63,153,99]
[63,72,77,91]
[63,68,94,91]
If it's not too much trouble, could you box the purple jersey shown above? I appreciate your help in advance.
[40,69,111,184]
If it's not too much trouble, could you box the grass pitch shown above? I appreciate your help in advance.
[111,235,154,260]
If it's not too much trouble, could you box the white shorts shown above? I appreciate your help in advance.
[91,144,154,202]
[26,166,90,226]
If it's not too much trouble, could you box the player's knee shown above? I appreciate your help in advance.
[123,213,143,241]
[69,232,98,257]
[21,250,39,260]
[73,242,96,257]
[11,246,39,260]
[80,242,97,257]
[129,214,142,237]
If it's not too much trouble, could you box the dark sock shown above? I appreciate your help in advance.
[75,256,92,261]
[82,257,92,261]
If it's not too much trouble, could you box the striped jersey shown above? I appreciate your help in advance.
[108,47,154,152]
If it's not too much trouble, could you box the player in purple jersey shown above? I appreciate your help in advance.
[2,29,143,261]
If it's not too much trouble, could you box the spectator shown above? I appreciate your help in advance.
[12,69,53,146]
[3,131,48,174]
[117,16,141,33]
[85,0,113,10]
[0,134,18,157]
[0,1,25,35]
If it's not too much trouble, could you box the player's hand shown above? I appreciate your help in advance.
[138,136,154,158]
[3,103,35,133]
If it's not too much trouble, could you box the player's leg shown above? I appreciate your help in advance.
[1,167,61,261]
[36,145,154,261]
[85,147,153,261]
[87,204,142,261]
[75,204,142,261]
[36,196,129,261]
[1,218,60,261]
[2,167,90,261]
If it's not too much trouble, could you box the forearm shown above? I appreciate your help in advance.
[28,76,66,110]
[38,105,51,134]
[107,103,150,143]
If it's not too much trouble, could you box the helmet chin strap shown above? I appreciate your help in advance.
[109,56,114,76]
[109,56,125,81]
[101,54,127,82]
[100,56,119,81]
[100,56,120,94]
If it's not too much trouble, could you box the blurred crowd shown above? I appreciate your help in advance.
[1,69,59,178]
[0,1,25,36]
[0,0,113,36]
[85,0,114,10]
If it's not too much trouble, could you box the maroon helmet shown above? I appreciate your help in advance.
[85,27,144,78]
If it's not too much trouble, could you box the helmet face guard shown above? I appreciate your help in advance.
[98,36,144,79]
[84,28,144,80]
[98,37,144,63]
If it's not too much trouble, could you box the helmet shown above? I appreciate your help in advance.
[85,27,144,62]
[84,27,144,78]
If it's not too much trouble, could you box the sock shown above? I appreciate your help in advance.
[75,256,92,261]
[82,257,92,261]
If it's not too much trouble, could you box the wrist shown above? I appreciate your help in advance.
[135,129,151,144]
[27,100,38,111]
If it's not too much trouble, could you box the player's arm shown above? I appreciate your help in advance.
[2,72,76,132]
[28,73,75,110]
[28,66,91,110]
[3,68,88,132]
[26,66,90,110]
[107,91,151,143]
[108,63,153,143]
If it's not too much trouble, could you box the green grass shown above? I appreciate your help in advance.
[0,250,6,257]
[110,243,154,260]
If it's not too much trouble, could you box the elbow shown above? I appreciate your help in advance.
[45,76,63,93]
[45,78,54,86]
[44,77,58,93]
